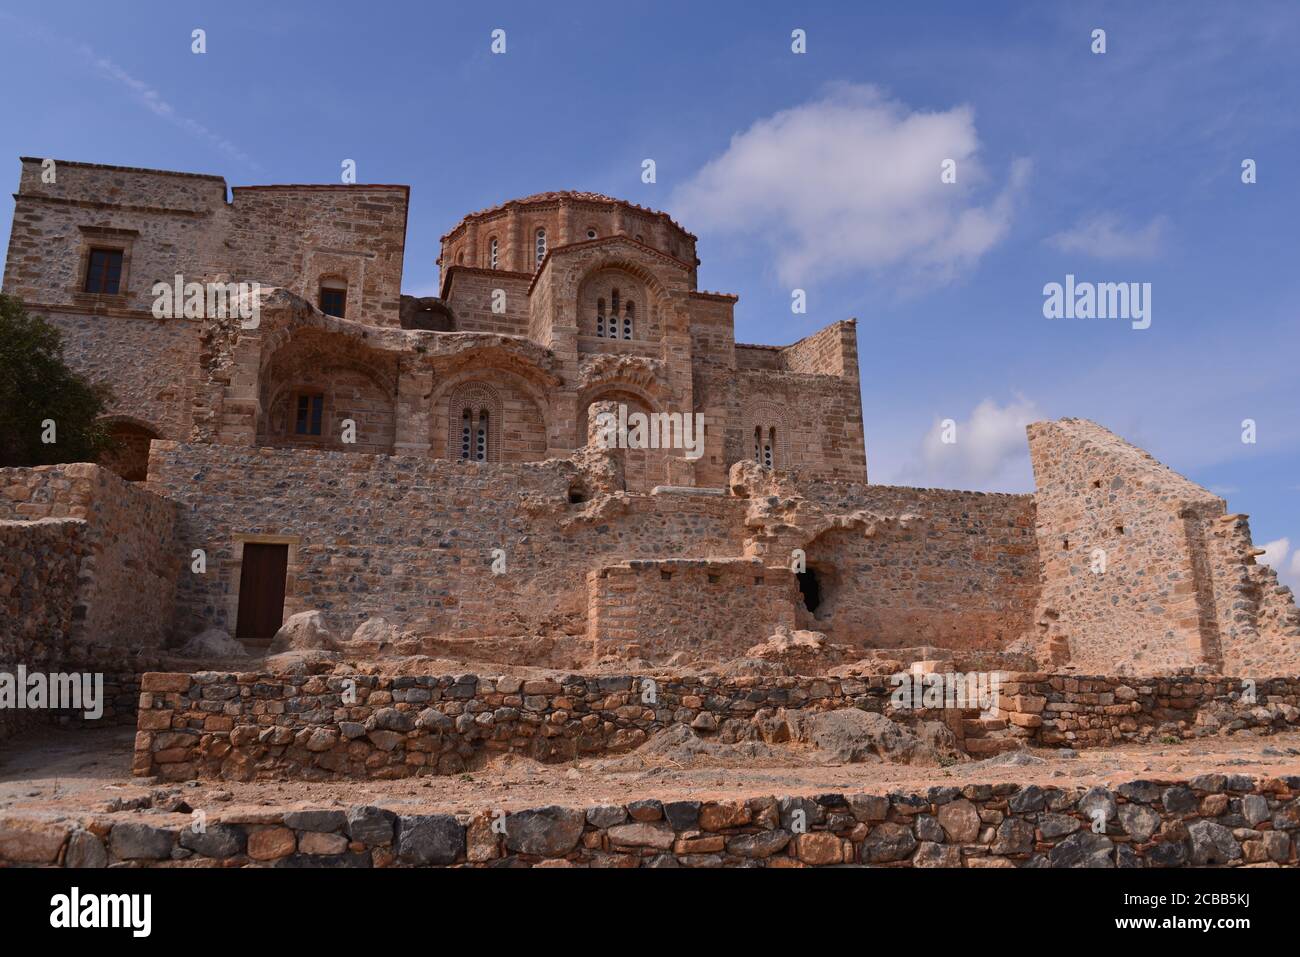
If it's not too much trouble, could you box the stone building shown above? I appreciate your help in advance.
[2,157,1297,675]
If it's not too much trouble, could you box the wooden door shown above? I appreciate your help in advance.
[235,543,288,641]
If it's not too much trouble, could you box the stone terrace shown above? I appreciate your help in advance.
[132,670,1300,782]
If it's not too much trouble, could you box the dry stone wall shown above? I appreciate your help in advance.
[5,774,1296,867]
[132,670,968,782]
[997,673,1300,748]
[132,668,1300,783]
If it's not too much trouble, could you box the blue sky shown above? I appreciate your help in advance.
[1,1,1296,586]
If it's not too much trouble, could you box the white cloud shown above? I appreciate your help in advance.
[890,396,1041,492]
[671,83,1029,286]
[1259,537,1300,593]
[1047,213,1167,260]
[1260,537,1290,569]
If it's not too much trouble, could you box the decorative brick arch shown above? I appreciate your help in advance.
[446,381,503,462]
[430,361,553,462]
[743,400,792,469]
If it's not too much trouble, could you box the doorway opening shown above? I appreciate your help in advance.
[235,543,289,646]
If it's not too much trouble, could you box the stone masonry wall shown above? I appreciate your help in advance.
[148,441,741,643]
[0,463,177,649]
[132,668,1300,784]
[587,559,799,661]
[0,518,84,658]
[1027,418,1300,675]
[996,673,1300,748]
[5,775,1296,867]
[132,670,978,782]
[793,482,1040,650]
[0,518,85,741]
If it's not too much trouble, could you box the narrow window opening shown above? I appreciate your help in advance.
[476,411,489,461]
[84,248,123,294]
[319,280,347,318]
[797,569,822,614]
[294,392,324,436]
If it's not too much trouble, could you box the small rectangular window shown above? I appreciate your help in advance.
[319,287,346,318]
[294,393,324,436]
[84,248,124,294]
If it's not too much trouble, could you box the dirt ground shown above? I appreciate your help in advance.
[2,724,1298,822]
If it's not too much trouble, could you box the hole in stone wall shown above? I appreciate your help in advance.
[568,484,586,504]
[797,568,822,614]
[707,573,720,584]
[660,570,672,581]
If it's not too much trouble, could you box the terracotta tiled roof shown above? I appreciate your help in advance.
[440,190,696,242]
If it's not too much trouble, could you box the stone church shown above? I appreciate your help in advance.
[2,159,864,490]
[3,157,1297,678]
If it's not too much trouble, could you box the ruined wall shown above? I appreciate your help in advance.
[0,464,177,649]
[1027,418,1300,676]
[794,482,1040,651]
[587,559,798,662]
[148,442,743,642]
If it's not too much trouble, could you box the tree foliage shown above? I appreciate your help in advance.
[0,293,114,467]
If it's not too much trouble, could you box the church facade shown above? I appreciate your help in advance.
[2,159,866,492]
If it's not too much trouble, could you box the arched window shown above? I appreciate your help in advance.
[489,237,499,270]
[534,228,547,268]
[592,287,637,339]
[449,383,502,463]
